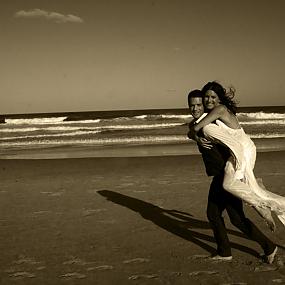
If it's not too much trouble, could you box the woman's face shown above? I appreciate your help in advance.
[203,90,221,110]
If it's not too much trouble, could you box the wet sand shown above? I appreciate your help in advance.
[1,152,285,284]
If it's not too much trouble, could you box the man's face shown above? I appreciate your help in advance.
[189,97,204,119]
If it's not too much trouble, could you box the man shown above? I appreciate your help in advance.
[187,89,277,263]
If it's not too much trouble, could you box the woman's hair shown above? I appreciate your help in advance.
[201,81,238,114]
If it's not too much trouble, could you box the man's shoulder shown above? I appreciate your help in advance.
[189,119,196,127]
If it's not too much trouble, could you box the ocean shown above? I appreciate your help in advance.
[1,106,285,159]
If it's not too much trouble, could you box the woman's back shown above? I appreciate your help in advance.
[203,119,256,179]
[216,105,241,130]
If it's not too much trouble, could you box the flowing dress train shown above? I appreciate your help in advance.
[202,120,285,228]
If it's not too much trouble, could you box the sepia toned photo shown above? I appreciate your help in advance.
[1,1,285,284]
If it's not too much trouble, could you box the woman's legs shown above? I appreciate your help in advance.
[226,195,275,255]
[222,159,276,231]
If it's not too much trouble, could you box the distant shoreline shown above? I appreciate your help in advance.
[1,141,285,160]
[2,105,285,118]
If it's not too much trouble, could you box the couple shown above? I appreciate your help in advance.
[187,81,284,263]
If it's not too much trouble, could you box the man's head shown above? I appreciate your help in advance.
[188,89,204,119]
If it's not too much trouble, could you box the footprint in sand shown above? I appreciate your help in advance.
[188,254,210,260]
[63,257,95,266]
[116,182,135,188]
[60,272,86,280]
[6,255,45,277]
[9,271,36,279]
[221,282,247,285]
[272,279,285,283]
[62,257,114,272]
[128,274,158,280]
[32,210,51,216]
[123,258,150,264]
[254,264,277,272]
[189,270,218,277]
[82,208,107,217]
[13,255,43,266]
[169,272,183,277]
[86,265,114,271]
[276,255,285,267]
[40,190,65,197]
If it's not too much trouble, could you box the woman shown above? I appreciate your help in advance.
[190,81,285,232]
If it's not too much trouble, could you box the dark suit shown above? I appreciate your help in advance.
[198,139,275,257]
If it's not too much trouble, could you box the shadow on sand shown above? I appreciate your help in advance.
[98,189,260,258]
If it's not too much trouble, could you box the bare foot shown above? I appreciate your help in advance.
[266,247,278,264]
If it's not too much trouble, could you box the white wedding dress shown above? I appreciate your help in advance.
[202,119,285,228]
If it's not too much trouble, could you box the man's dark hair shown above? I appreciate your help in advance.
[188,89,203,107]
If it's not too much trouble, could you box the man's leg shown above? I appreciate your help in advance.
[225,193,276,256]
[207,175,232,257]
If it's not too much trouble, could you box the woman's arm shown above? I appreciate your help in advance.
[188,122,213,149]
[193,105,227,132]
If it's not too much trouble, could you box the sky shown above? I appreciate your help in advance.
[1,0,285,114]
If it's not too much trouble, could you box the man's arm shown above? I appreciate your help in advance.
[188,122,213,149]
[199,143,231,176]
[193,105,227,132]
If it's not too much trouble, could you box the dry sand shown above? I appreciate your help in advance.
[1,151,285,284]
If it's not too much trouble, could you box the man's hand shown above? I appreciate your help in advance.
[196,137,213,149]
[187,126,213,149]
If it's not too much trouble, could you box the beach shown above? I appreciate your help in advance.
[1,151,285,284]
